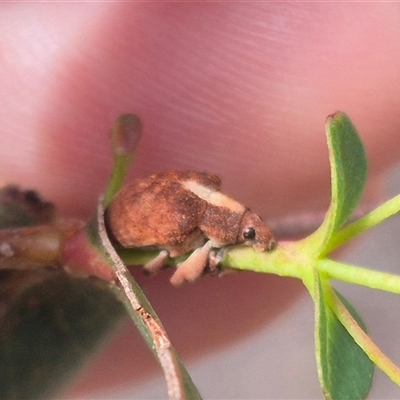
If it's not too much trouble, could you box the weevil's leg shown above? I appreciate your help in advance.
[143,250,169,275]
[207,247,226,276]
[170,241,213,287]
[208,247,239,278]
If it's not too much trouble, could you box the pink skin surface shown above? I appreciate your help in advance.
[1,3,400,396]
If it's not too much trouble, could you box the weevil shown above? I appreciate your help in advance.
[106,171,275,286]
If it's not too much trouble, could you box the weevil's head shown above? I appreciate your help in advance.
[239,211,276,252]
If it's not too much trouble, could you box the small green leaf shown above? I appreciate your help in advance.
[103,114,142,207]
[315,274,373,399]
[326,112,367,233]
[310,112,367,253]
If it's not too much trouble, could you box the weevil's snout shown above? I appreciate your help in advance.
[239,211,275,252]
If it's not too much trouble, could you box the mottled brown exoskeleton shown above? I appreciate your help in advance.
[106,171,275,286]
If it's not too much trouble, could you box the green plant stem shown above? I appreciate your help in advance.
[325,194,400,254]
[104,154,134,208]
[318,259,400,294]
[326,284,400,386]
[120,239,400,297]
[223,241,308,280]
[103,114,142,208]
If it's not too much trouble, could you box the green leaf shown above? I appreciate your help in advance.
[310,112,367,254]
[0,270,125,400]
[326,112,367,233]
[315,274,374,399]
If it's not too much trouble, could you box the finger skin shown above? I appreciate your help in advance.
[1,3,400,217]
[1,3,400,396]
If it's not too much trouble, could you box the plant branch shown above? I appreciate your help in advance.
[0,221,83,270]
[96,197,201,400]
[318,259,400,294]
[324,195,400,254]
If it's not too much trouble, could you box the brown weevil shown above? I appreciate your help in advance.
[106,171,275,286]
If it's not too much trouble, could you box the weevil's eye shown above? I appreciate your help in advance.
[243,227,256,240]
